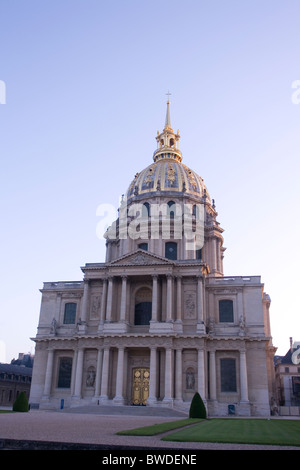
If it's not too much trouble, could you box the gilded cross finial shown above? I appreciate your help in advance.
[166,90,171,103]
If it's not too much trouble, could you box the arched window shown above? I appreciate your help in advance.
[63,303,77,324]
[219,300,234,323]
[165,241,177,260]
[167,200,176,218]
[142,202,150,217]
[134,287,152,325]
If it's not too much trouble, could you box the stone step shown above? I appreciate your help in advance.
[62,404,188,417]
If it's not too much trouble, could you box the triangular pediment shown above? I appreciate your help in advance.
[109,249,174,266]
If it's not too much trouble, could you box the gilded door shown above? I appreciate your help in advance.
[132,368,150,405]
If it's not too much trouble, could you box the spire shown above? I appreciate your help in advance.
[164,91,172,130]
[153,93,182,163]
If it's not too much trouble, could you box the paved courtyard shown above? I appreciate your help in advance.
[0,408,300,450]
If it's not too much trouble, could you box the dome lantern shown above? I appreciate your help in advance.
[153,97,182,163]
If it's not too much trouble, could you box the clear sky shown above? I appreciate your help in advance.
[0,0,299,362]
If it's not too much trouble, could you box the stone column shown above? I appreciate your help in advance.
[106,277,113,322]
[99,347,110,403]
[211,237,217,272]
[209,350,217,400]
[78,280,89,332]
[174,349,183,403]
[70,349,77,395]
[166,275,173,322]
[120,276,127,322]
[151,275,158,322]
[176,276,182,321]
[240,350,249,402]
[98,279,107,331]
[197,349,206,401]
[43,349,54,399]
[197,276,205,333]
[197,276,204,323]
[73,348,84,399]
[94,348,103,399]
[148,347,157,405]
[81,280,89,323]
[163,348,173,404]
[113,347,125,405]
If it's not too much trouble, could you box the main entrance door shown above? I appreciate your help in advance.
[132,367,150,405]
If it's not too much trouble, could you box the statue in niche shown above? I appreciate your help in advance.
[50,317,58,335]
[208,317,215,334]
[186,370,195,390]
[239,315,245,336]
[86,367,96,387]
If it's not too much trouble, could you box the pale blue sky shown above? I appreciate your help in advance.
[0,0,300,361]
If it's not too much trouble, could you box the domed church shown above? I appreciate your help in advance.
[30,100,276,416]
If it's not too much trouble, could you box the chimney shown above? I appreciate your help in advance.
[290,337,293,351]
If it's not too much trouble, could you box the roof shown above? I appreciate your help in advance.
[0,363,32,376]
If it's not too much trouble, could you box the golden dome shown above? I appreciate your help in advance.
[126,99,210,202]
[126,158,210,201]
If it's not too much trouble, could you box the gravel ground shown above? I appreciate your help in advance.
[0,410,299,450]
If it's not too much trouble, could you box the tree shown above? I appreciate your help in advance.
[13,391,29,412]
[189,392,207,419]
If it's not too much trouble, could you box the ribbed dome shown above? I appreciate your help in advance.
[126,157,211,201]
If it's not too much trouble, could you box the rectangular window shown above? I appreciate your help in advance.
[220,358,237,392]
[63,303,77,324]
[219,299,234,322]
[138,243,148,251]
[292,376,300,396]
[57,357,72,388]
[165,241,177,260]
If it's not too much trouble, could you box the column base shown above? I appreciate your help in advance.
[98,395,109,405]
[147,397,158,406]
[149,321,174,334]
[113,396,125,406]
[70,396,82,407]
[103,322,128,333]
[77,323,87,334]
[174,320,183,333]
[173,398,183,407]
[162,397,174,406]
[197,322,206,334]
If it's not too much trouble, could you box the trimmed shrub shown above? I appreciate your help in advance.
[13,391,29,412]
[189,392,207,419]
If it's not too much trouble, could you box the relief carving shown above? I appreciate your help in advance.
[90,294,102,319]
[184,291,196,319]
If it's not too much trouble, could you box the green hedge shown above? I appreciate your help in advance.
[189,392,207,419]
[13,391,29,412]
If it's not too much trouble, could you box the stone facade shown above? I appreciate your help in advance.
[29,101,276,416]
